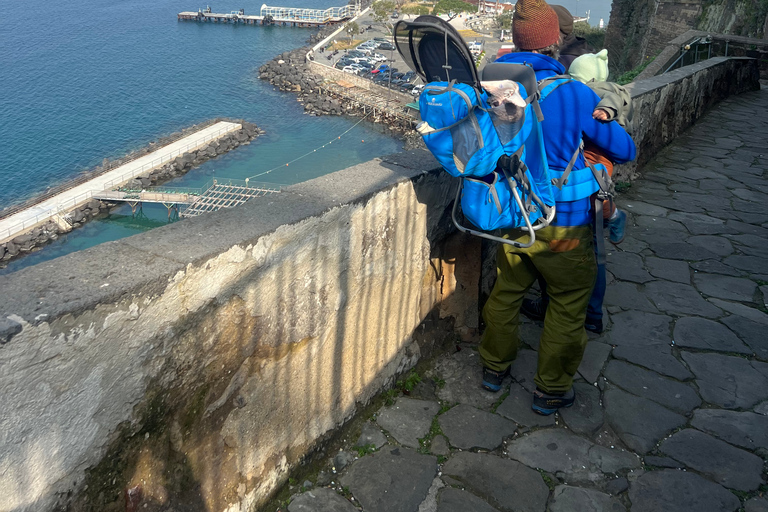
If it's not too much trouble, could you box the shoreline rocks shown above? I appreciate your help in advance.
[258,47,423,144]
[0,120,263,269]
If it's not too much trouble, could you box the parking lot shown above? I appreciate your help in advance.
[315,11,508,95]
[314,12,428,99]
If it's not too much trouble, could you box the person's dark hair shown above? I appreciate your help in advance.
[518,42,561,60]
[538,42,561,59]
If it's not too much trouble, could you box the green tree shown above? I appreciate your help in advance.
[344,21,360,42]
[573,21,606,50]
[431,0,474,20]
[402,4,431,16]
[371,0,397,33]
[496,11,513,30]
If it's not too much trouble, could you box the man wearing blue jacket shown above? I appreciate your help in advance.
[478,0,636,415]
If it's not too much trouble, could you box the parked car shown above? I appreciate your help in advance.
[370,52,387,62]
[378,42,395,51]
[399,83,416,92]
[411,84,424,97]
[342,66,357,74]
[402,71,416,81]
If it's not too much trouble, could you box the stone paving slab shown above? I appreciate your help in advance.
[288,487,359,512]
[611,345,693,380]
[376,397,440,448]
[604,311,673,347]
[436,487,499,512]
[549,485,626,512]
[681,352,768,409]
[603,387,686,454]
[559,382,604,435]
[721,315,768,359]
[438,404,516,450]
[673,316,752,354]
[506,428,640,483]
[691,408,768,450]
[603,360,701,414]
[746,497,768,512]
[442,451,549,512]
[644,256,691,283]
[340,447,437,512]
[659,428,765,491]
[629,469,741,512]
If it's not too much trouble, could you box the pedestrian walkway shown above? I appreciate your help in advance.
[0,121,241,244]
[278,87,768,511]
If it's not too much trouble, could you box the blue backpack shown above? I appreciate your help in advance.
[394,16,556,248]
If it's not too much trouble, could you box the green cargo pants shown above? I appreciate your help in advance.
[479,225,597,394]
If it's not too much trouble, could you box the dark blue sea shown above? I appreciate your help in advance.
[0,0,402,273]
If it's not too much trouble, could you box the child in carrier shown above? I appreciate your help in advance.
[568,49,633,244]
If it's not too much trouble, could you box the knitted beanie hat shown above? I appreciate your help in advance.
[569,49,610,83]
[551,5,574,35]
[513,0,560,51]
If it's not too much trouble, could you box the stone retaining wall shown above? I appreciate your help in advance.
[614,56,759,181]
[0,57,760,512]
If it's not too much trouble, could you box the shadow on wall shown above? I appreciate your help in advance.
[29,157,465,512]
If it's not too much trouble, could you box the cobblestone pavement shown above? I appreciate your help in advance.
[282,89,768,512]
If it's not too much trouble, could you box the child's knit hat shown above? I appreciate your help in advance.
[569,49,610,83]
[512,0,560,51]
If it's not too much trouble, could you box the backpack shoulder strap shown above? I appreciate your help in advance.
[551,141,583,190]
[538,75,573,102]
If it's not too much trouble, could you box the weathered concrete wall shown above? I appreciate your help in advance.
[614,56,760,181]
[0,151,480,512]
[0,56,759,512]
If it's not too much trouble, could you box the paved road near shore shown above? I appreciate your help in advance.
[282,88,768,511]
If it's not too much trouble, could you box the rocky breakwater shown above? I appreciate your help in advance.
[0,121,263,268]
[259,48,347,116]
[123,121,263,190]
[0,199,109,263]
[259,49,423,148]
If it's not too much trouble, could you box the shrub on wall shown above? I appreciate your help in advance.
[573,21,606,50]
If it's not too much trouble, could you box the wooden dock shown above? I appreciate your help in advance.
[91,179,281,219]
[178,3,358,27]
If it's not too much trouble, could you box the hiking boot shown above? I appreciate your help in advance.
[585,317,604,334]
[521,297,547,321]
[608,209,627,245]
[531,387,575,415]
[482,366,510,392]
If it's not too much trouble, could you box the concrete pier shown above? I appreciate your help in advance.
[0,121,241,244]
[178,3,358,27]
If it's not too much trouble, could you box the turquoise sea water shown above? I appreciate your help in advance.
[0,0,402,274]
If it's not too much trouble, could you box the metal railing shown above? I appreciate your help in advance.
[660,33,768,75]
[0,124,241,243]
[664,36,713,73]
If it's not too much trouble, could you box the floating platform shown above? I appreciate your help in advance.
[92,179,280,219]
[179,3,358,26]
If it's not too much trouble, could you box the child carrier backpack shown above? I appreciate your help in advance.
[394,15,555,248]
